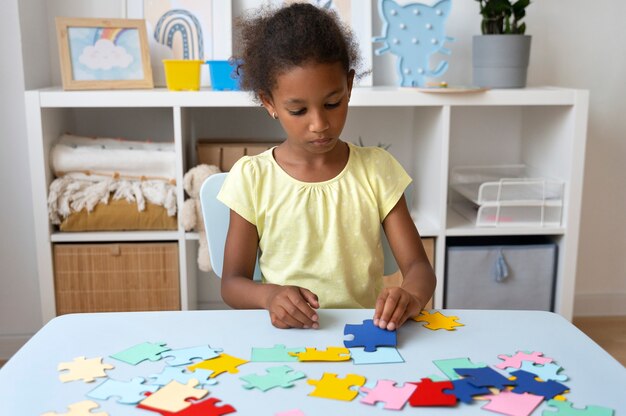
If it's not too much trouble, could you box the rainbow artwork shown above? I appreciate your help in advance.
[67,26,144,81]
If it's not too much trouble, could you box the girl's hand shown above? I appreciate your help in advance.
[265,285,320,329]
[373,287,424,331]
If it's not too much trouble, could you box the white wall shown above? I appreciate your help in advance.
[2,0,625,358]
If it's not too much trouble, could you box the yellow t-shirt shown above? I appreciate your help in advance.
[217,142,411,308]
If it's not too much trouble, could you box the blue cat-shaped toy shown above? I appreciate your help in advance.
[374,0,453,87]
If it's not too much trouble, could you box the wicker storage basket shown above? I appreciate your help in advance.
[53,243,180,314]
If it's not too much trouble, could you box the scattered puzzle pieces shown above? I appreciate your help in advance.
[482,391,544,416]
[87,376,159,404]
[251,345,305,362]
[162,345,223,366]
[110,341,170,365]
[138,395,236,416]
[288,347,351,362]
[443,378,492,404]
[58,356,114,383]
[187,353,249,378]
[307,372,366,401]
[433,357,487,380]
[510,370,569,399]
[349,347,404,365]
[359,379,416,410]
[542,399,615,416]
[455,366,518,390]
[496,351,554,370]
[149,367,217,387]
[42,400,108,416]
[520,361,568,382]
[407,378,457,406]
[138,379,208,413]
[412,310,464,331]
[344,319,397,352]
[240,365,306,392]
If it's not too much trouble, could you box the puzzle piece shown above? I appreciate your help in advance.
[407,378,457,406]
[240,365,306,392]
[412,310,464,330]
[455,366,517,390]
[148,367,217,387]
[520,361,568,382]
[433,357,487,380]
[496,351,554,370]
[251,344,305,362]
[344,319,397,352]
[87,376,159,404]
[138,379,208,413]
[510,370,569,399]
[349,347,404,365]
[187,353,249,378]
[138,395,236,416]
[307,372,366,401]
[42,400,108,416]
[359,379,417,410]
[58,356,114,383]
[275,411,306,416]
[288,347,351,362]
[162,345,223,366]
[542,399,615,416]
[110,341,170,365]
[443,378,492,404]
[482,391,544,416]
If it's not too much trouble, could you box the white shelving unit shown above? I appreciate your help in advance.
[24,86,589,323]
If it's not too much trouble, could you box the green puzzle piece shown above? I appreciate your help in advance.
[433,357,487,380]
[251,345,305,362]
[240,365,306,392]
[110,341,170,365]
[542,399,614,416]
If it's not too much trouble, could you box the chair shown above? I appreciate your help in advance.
[199,172,405,279]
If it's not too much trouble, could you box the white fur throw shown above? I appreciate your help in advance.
[48,176,177,224]
[51,134,176,182]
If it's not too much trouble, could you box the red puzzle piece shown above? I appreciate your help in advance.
[408,378,457,406]
[138,394,236,416]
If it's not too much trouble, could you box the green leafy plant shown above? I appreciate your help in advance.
[476,0,531,34]
[356,136,391,150]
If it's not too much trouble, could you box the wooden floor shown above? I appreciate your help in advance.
[573,316,626,366]
[0,317,624,369]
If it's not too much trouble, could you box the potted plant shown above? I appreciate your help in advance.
[472,0,532,88]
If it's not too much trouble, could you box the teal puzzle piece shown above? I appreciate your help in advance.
[110,341,170,365]
[240,365,306,392]
[251,345,305,362]
[542,399,614,416]
[162,345,222,366]
[433,357,487,380]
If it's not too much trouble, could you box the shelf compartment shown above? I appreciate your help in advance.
[50,231,180,243]
[445,207,565,237]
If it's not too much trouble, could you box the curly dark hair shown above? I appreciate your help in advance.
[234,3,363,101]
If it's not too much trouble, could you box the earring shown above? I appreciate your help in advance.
[272,112,278,120]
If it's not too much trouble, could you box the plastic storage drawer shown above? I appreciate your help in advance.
[445,241,557,311]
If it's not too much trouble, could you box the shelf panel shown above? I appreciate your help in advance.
[50,231,181,243]
[186,232,200,241]
[411,212,440,237]
[445,207,565,237]
[35,86,580,108]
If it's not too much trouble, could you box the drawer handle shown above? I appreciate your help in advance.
[493,250,509,282]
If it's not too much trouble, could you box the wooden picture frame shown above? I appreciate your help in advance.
[56,17,154,90]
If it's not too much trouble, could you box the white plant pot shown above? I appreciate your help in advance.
[472,35,532,88]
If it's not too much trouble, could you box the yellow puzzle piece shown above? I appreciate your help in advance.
[187,353,249,378]
[42,400,108,416]
[139,379,208,413]
[58,356,114,383]
[307,372,366,401]
[412,310,465,331]
[289,347,351,362]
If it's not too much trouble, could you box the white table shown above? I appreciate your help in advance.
[1,309,624,415]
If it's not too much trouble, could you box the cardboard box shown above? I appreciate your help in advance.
[197,140,281,171]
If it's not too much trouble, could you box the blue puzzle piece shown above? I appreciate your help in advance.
[443,378,491,404]
[148,366,217,387]
[344,319,397,352]
[162,345,222,366]
[349,347,404,365]
[520,361,568,382]
[110,341,170,365]
[510,370,569,399]
[87,377,159,404]
[455,367,517,390]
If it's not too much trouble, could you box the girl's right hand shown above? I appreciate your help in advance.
[265,285,320,329]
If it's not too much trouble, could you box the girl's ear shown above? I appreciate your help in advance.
[259,92,276,119]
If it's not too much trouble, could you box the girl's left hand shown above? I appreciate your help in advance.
[373,287,423,331]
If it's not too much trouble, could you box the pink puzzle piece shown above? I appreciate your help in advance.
[496,351,554,370]
[360,379,417,410]
[275,410,306,416]
[482,391,544,416]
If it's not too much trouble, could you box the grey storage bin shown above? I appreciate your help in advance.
[445,240,557,311]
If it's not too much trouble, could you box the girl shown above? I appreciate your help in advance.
[218,3,436,331]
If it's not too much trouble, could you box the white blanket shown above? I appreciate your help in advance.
[51,134,176,182]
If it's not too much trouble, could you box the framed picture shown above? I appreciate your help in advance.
[274,0,373,86]
[126,0,232,87]
[56,17,153,90]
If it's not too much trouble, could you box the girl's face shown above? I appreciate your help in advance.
[261,61,354,155]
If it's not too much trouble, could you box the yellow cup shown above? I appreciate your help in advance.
[163,60,204,91]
